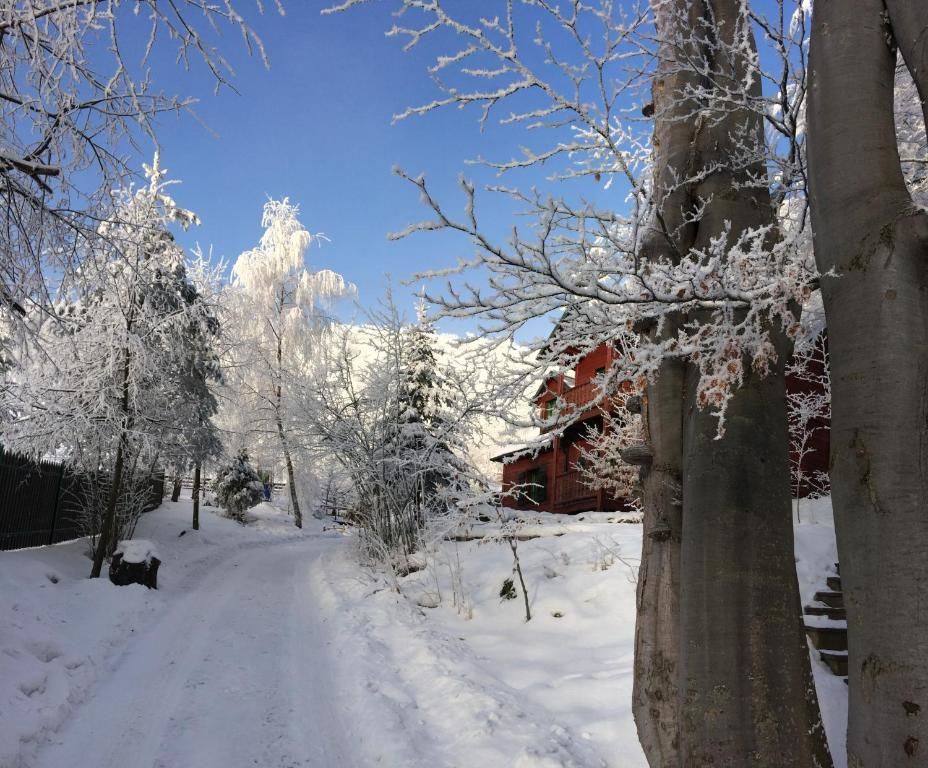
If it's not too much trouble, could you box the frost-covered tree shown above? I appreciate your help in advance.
[786,330,830,512]
[327,1,830,764]
[213,450,264,522]
[309,299,511,563]
[148,250,224,488]
[225,198,352,529]
[2,157,219,577]
[576,392,644,508]
[808,3,928,763]
[0,1,278,335]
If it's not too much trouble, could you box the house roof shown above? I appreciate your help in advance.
[489,441,554,463]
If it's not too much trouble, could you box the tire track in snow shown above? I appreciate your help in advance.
[32,539,362,768]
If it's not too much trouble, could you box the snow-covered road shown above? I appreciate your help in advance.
[33,538,361,768]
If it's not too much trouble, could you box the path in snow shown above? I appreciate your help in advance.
[33,538,360,768]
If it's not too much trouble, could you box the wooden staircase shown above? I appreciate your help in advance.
[804,563,848,679]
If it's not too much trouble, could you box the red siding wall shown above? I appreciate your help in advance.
[574,344,611,386]
[785,333,831,496]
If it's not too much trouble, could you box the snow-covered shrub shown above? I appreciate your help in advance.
[213,451,264,522]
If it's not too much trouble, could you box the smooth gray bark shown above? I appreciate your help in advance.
[676,4,829,763]
[808,3,928,765]
[680,343,828,766]
[631,2,703,757]
[634,356,684,764]
[631,1,832,764]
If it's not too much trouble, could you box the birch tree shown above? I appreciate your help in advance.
[227,198,351,529]
[808,4,928,764]
[326,1,830,764]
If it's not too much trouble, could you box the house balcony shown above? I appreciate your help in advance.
[540,381,611,432]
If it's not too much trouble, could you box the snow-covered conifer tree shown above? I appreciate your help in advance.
[392,297,463,512]
[308,296,512,563]
[213,449,265,522]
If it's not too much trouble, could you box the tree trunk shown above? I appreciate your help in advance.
[90,436,127,579]
[275,307,302,529]
[630,0,832,764]
[680,341,830,766]
[277,416,302,529]
[192,461,201,531]
[808,3,928,764]
[634,357,684,764]
[90,340,133,579]
[674,0,830,759]
[631,0,704,754]
[170,475,182,503]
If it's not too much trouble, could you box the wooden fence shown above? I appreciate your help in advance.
[0,448,164,551]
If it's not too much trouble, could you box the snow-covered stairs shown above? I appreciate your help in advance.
[804,563,848,678]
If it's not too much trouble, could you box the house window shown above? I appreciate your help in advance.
[518,466,547,505]
[542,398,556,420]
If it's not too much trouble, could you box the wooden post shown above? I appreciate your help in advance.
[192,462,201,531]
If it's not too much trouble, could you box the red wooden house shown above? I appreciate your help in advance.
[492,337,830,514]
[491,342,635,514]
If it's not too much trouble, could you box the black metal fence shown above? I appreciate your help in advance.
[0,448,164,551]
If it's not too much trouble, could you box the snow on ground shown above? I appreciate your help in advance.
[310,510,644,768]
[0,499,309,768]
[0,496,847,768]
[793,497,848,768]
[313,503,848,768]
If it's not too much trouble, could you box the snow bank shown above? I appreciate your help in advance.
[310,512,645,767]
[311,504,846,768]
[1,493,847,768]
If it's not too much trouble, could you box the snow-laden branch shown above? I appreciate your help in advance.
[0,0,280,330]
[331,0,819,432]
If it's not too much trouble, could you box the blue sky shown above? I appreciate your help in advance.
[95,1,799,336]
[120,2,610,337]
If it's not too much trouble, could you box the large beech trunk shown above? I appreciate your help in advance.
[634,356,684,764]
[631,3,702,755]
[632,0,831,764]
[680,342,829,766]
[808,2,928,764]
